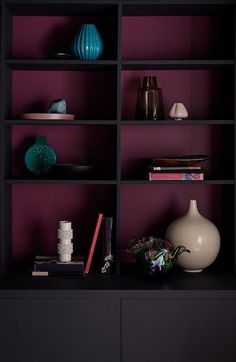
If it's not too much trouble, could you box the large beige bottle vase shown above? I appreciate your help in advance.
[165,199,220,272]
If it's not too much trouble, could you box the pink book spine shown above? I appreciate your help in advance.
[85,213,103,274]
[148,173,204,181]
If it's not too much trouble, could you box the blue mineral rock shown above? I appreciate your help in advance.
[48,98,67,114]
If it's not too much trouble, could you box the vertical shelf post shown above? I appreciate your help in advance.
[0,3,12,275]
[115,2,122,275]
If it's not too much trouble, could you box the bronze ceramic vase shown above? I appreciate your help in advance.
[135,76,164,120]
[165,199,220,272]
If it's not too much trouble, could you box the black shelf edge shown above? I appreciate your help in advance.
[122,59,235,70]
[5,119,117,125]
[121,120,234,125]
[122,3,235,16]
[6,3,119,17]
[5,178,117,185]
[121,180,235,185]
[6,59,118,70]
[1,268,236,291]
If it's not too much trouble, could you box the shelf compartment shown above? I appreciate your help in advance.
[11,70,117,120]
[122,60,235,70]
[12,184,117,263]
[121,69,234,120]
[10,125,117,180]
[122,9,234,60]
[120,125,234,181]
[10,9,118,60]
[120,184,234,271]
[6,59,118,70]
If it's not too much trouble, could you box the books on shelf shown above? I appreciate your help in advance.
[148,165,203,172]
[32,212,113,276]
[148,172,204,181]
[32,255,84,276]
[143,154,208,181]
[101,216,113,274]
[84,213,104,274]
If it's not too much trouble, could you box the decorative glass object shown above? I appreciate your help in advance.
[135,76,164,120]
[72,24,104,60]
[126,236,190,275]
[24,136,56,176]
[166,199,221,272]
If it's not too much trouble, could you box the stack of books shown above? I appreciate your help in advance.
[32,256,84,276]
[144,155,208,181]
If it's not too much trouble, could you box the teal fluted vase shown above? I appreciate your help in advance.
[72,24,104,60]
[24,136,56,176]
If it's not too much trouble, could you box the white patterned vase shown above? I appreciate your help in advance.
[57,221,73,262]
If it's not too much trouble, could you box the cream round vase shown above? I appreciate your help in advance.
[165,200,220,272]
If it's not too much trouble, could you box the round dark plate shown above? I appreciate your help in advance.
[143,155,209,167]
[50,164,94,175]
[50,52,72,60]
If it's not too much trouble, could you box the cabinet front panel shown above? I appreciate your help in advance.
[122,299,236,362]
[0,298,120,362]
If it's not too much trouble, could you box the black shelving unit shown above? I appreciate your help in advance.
[0,2,236,361]
[0,0,235,280]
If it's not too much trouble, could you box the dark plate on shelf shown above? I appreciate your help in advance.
[49,52,72,60]
[143,155,209,167]
[50,164,94,176]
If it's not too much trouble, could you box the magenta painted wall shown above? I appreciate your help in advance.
[11,125,116,177]
[10,15,233,265]
[122,16,223,60]
[12,184,115,261]
[120,125,221,177]
[122,70,223,120]
[120,184,222,262]
[12,70,116,120]
[13,16,117,59]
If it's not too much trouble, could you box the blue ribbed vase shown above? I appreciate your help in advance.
[72,24,104,60]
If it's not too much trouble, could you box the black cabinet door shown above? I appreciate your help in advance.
[122,299,236,362]
[0,298,120,362]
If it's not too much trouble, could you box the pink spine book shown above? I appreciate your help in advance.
[85,213,103,274]
[148,173,204,181]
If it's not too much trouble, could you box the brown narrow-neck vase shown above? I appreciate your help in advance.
[135,76,164,120]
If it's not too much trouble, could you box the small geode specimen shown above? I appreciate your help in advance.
[48,98,67,114]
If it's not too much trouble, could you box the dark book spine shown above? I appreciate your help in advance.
[33,263,84,272]
[101,217,113,273]
[32,270,84,276]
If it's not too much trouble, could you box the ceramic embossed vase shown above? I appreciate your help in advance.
[24,136,56,176]
[165,199,220,272]
[72,24,104,60]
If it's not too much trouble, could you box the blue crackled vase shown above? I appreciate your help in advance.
[72,24,104,60]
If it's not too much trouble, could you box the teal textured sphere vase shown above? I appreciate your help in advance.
[24,136,56,176]
[72,24,104,60]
